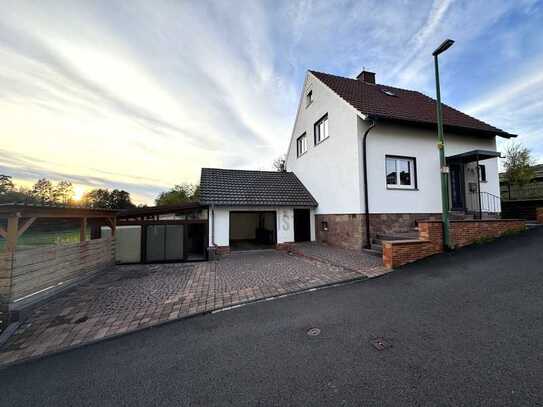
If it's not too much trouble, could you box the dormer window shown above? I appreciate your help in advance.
[306,90,313,107]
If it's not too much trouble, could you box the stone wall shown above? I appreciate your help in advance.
[315,214,364,250]
[369,213,441,236]
[315,213,441,249]
[383,219,526,269]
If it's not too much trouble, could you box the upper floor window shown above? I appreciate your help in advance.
[386,155,417,189]
[478,164,487,182]
[314,114,329,145]
[306,90,313,107]
[296,133,307,157]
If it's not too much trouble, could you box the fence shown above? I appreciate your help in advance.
[0,237,115,325]
[501,199,543,220]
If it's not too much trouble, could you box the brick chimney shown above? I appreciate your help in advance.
[357,70,375,84]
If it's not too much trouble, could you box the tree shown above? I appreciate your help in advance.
[31,178,55,204]
[272,155,286,172]
[109,189,135,209]
[54,180,74,205]
[81,188,135,209]
[155,183,199,206]
[503,143,535,189]
[0,175,14,194]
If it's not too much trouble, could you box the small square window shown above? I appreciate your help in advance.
[314,114,329,145]
[296,133,307,157]
[306,90,313,107]
[321,221,328,231]
[386,156,417,189]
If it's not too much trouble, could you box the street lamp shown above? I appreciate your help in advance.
[433,39,454,250]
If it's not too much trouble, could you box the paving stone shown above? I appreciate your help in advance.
[0,250,381,366]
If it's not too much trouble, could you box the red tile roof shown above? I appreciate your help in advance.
[310,70,516,138]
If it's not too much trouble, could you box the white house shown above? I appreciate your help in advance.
[285,69,515,250]
[200,69,515,254]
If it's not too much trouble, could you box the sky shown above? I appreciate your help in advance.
[1,0,542,205]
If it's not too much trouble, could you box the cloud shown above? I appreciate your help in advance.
[0,0,541,204]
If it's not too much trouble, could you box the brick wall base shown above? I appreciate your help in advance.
[207,245,230,259]
[383,219,526,269]
[315,213,441,249]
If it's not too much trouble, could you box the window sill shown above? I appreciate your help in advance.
[314,136,329,147]
[297,151,307,158]
[386,186,419,191]
[306,101,313,108]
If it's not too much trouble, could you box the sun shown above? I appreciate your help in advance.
[73,185,86,202]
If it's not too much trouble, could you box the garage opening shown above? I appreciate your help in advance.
[229,211,276,251]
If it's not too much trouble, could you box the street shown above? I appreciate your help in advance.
[1,227,543,406]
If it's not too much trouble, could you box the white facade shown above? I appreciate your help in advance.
[286,71,502,216]
[208,206,316,247]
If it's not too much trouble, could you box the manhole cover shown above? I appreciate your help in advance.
[307,328,321,336]
[370,338,392,351]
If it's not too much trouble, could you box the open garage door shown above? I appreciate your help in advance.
[229,211,276,251]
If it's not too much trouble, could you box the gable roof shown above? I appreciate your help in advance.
[310,70,516,138]
[199,168,317,207]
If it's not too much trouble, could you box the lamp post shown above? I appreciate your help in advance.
[433,39,454,250]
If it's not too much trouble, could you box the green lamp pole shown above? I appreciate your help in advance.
[432,39,454,250]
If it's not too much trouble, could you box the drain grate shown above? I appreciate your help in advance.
[307,327,321,336]
[370,337,392,351]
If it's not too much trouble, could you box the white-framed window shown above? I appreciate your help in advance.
[314,114,329,145]
[386,155,417,189]
[296,133,307,157]
[306,90,313,107]
[478,164,487,182]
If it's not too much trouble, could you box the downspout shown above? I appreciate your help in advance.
[211,204,216,246]
[362,119,376,249]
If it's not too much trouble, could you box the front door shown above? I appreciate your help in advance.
[294,209,311,242]
[449,164,465,211]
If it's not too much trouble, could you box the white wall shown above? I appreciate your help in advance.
[286,72,362,214]
[208,207,300,246]
[361,120,501,213]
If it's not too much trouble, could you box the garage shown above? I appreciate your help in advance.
[200,168,318,255]
[229,211,277,251]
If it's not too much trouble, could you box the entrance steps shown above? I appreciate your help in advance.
[370,229,420,254]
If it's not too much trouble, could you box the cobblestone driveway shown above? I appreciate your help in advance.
[0,250,380,366]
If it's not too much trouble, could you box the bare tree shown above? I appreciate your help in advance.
[272,155,286,172]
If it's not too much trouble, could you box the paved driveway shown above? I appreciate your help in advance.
[0,248,383,366]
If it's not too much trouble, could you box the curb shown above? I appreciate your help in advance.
[0,273,370,370]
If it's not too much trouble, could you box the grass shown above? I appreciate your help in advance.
[0,228,90,251]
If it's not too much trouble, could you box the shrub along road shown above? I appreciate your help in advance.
[1,227,543,406]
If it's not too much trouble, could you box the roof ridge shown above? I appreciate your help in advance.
[202,167,293,174]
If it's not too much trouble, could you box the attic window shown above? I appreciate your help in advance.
[382,89,397,97]
[306,90,313,107]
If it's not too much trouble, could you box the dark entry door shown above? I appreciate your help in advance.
[294,209,311,242]
[449,164,465,211]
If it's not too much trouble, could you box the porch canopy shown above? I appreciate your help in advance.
[446,149,501,164]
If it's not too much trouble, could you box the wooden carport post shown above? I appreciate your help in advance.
[0,216,19,328]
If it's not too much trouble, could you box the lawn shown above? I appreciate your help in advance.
[0,228,90,251]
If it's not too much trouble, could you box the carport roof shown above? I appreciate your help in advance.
[199,168,318,207]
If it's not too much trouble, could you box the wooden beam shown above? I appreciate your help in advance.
[80,217,87,242]
[6,216,18,254]
[17,217,37,239]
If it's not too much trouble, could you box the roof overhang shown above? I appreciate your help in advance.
[366,115,517,139]
[446,149,501,164]
[0,203,118,219]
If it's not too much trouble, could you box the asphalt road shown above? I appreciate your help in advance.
[2,227,543,406]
